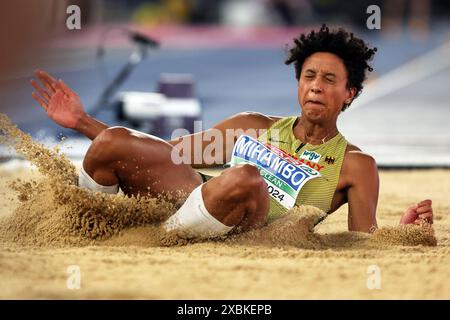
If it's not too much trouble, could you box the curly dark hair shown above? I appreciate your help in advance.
[285,24,377,111]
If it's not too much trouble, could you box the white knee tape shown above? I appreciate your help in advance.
[78,166,119,194]
[164,184,233,239]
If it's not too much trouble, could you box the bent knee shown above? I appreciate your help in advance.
[234,164,264,186]
[93,126,135,151]
[85,127,131,166]
[224,165,266,197]
[95,126,130,145]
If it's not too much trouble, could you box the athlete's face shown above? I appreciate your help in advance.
[298,52,356,123]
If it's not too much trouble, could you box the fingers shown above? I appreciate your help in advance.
[37,69,58,83]
[35,69,57,94]
[417,199,432,207]
[416,199,433,223]
[31,92,48,111]
[33,68,75,97]
[30,79,50,102]
[417,205,432,214]
[56,79,73,96]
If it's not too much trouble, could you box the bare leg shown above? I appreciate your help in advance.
[82,127,269,231]
[82,127,202,198]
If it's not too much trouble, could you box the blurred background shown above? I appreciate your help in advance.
[1,0,450,167]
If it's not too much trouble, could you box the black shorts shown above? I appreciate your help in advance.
[199,172,213,183]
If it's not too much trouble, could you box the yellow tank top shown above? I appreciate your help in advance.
[258,116,348,221]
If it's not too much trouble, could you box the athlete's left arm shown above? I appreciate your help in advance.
[400,199,434,225]
[345,151,380,233]
[345,152,434,233]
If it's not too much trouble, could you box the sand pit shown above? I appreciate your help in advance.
[0,113,449,299]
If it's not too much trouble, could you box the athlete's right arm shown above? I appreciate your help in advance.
[30,70,108,140]
[31,70,279,168]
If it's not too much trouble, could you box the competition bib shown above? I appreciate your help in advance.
[230,135,321,209]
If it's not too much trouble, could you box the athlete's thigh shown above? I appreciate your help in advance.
[114,131,202,198]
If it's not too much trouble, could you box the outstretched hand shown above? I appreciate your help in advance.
[30,70,86,129]
[400,199,433,225]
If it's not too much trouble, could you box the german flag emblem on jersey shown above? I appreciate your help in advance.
[324,156,336,165]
